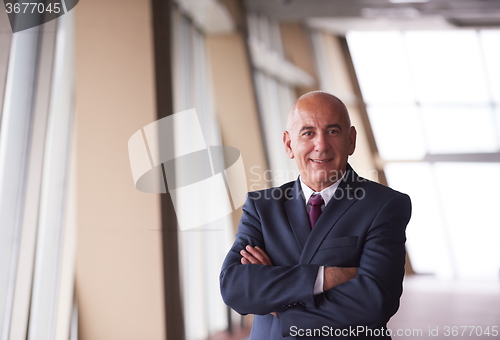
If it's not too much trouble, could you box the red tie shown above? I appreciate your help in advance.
[308,194,324,228]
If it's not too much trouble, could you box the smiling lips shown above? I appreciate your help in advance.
[311,159,332,163]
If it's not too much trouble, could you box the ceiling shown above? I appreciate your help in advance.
[244,0,500,32]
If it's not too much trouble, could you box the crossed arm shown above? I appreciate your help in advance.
[240,245,356,317]
[240,245,357,292]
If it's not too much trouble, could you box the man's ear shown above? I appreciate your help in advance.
[348,126,357,156]
[283,131,294,159]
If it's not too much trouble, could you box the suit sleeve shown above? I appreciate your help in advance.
[279,193,411,336]
[220,192,320,315]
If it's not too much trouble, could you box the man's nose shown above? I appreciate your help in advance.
[314,133,328,152]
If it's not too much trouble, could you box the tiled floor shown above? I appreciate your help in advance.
[388,275,500,339]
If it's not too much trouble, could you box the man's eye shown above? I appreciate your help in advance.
[329,129,339,134]
[303,131,312,136]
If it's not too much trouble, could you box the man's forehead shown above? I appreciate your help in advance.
[292,108,346,126]
[287,92,351,130]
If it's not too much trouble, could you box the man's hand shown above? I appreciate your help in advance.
[240,245,273,265]
[323,267,357,291]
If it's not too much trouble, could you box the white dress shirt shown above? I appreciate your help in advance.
[299,175,344,295]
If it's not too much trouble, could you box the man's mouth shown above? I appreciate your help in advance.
[310,159,332,163]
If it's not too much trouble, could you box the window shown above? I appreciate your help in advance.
[348,30,500,279]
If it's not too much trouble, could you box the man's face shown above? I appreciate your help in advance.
[283,95,356,192]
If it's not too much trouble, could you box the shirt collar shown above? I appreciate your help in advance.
[299,174,344,207]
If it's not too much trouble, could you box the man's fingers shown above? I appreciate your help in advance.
[239,246,273,265]
[245,246,271,265]
[240,249,260,264]
[253,246,273,265]
[245,246,264,263]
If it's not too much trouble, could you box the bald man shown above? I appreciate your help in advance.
[220,92,412,339]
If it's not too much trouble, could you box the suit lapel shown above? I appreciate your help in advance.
[283,179,310,252]
[299,166,361,264]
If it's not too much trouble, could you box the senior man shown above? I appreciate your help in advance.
[220,91,412,339]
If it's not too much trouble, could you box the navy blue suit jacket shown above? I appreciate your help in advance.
[220,166,412,339]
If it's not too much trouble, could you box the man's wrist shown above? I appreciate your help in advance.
[323,266,358,291]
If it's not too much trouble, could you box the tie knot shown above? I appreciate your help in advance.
[309,194,324,207]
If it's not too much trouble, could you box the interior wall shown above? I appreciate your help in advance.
[74,1,165,339]
[206,33,270,230]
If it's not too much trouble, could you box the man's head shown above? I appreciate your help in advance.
[283,91,356,192]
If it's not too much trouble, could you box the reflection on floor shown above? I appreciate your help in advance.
[210,275,500,340]
[205,324,251,340]
[388,275,500,339]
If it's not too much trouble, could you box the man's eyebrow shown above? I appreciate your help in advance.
[326,123,342,130]
[299,123,342,133]
[299,126,314,133]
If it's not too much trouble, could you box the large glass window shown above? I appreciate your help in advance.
[348,30,500,279]
[247,13,301,186]
[171,8,233,340]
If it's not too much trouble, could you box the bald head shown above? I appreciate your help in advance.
[287,92,351,131]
